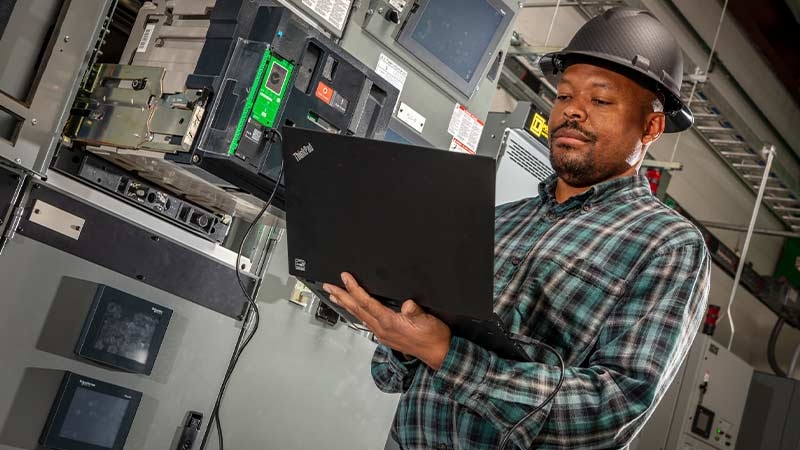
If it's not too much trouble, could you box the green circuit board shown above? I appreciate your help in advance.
[228,50,294,155]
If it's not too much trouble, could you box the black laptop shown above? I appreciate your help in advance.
[282,127,527,361]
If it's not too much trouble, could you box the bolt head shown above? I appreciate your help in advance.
[64,35,70,42]
[191,154,200,163]
[31,118,38,125]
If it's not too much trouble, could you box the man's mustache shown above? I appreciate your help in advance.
[550,121,598,143]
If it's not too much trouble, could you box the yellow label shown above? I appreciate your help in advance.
[529,112,549,139]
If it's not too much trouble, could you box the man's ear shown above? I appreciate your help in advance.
[642,112,665,145]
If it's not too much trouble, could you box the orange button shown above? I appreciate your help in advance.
[315,82,334,104]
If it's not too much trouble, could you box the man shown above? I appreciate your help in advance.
[323,7,709,450]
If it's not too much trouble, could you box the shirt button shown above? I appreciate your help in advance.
[582,204,591,212]
[546,212,556,220]
[511,257,522,266]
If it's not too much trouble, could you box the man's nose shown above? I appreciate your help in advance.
[562,99,588,121]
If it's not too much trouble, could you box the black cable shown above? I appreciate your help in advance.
[215,412,223,450]
[498,342,566,450]
[768,317,787,378]
[199,129,284,450]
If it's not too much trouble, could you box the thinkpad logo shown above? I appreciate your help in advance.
[293,143,314,162]
[79,380,96,388]
[294,258,307,272]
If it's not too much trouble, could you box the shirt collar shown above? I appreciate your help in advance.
[538,173,653,205]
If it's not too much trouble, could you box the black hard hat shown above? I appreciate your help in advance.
[539,7,693,133]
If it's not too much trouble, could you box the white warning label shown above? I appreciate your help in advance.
[447,104,484,154]
[376,53,408,95]
[302,0,352,32]
[449,138,474,154]
[136,23,156,53]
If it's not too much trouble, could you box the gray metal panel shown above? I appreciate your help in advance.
[476,103,531,158]
[676,435,722,450]
[0,233,400,450]
[786,381,800,450]
[16,179,254,318]
[0,236,240,450]
[217,235,401,450]
[736,372,794,450]
[633,335,753,450]
[665,335,753,450]
[338,0,518,150]
[119,0,216,93]
[0,165,17,221]
[634,363,689,450]
[0,0,113,175]
[737,372,800,450]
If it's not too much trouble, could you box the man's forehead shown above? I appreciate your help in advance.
[558,63,635,91]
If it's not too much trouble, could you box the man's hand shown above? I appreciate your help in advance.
[323,272,452,370]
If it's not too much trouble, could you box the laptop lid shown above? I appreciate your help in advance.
[282,126,495,321]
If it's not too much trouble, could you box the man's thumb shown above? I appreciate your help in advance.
[401,300,422,316]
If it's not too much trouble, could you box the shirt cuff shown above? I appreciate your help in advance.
[432,336,491,404]
[386,348,420,374]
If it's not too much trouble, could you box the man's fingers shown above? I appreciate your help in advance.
[323,281,384,331]
[323,283,361,315]
[341,272,390,318]
[341,272,371,302]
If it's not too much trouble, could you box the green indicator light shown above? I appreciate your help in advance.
[716,428,723,434]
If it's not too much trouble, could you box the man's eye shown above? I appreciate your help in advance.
[592,98,611,105]
[555,95,570,101]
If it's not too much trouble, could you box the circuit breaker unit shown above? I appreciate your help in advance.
[633,335,753,450]
[59,1,399,220]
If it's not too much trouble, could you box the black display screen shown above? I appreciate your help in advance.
[40,372,142,450]
[396,0,513,97]
[696,410,709,430]
[75,285,172,375]
[59,388,130,447]
[92,301,159,364]
[409,0,504,83]
[691,404,715,439]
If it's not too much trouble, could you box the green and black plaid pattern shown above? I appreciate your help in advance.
[372,174,709,450]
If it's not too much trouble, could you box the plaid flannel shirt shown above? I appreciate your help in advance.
[371,174,710,450]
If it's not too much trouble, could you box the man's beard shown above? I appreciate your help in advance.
[550,146,619,187]
[548,122,631,188]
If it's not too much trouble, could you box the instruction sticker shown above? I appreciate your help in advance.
[397,102,426,133]
[447,104,484,154]
[449,138,474,155]
[302,0,352,32]
[376,53,408,98]
[136,23,156,53]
